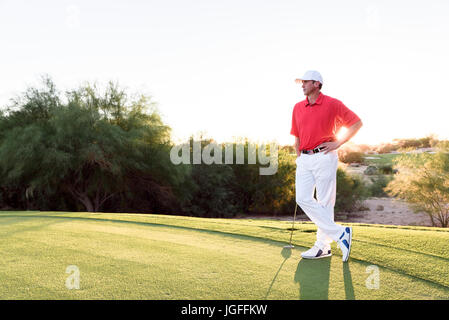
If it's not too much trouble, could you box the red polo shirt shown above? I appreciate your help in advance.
[290,92,360,150]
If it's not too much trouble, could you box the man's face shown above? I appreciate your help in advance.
[301,80,320,96]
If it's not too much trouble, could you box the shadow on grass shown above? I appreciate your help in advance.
[294,257,331,300]
[343,262,355,300]
[293,257,355,300]
[264,247,292,299]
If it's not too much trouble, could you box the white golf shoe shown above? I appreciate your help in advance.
[301,245,332,259]
[337,227,353,262]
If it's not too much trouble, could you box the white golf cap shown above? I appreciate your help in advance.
[295,70,323,84]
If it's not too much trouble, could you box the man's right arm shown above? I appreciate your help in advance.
[295,136,301,157]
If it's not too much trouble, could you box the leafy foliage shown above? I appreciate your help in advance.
[0,77,184,212]
[386,148,449,227]
[368,175,394,197]
[335,168,370,212]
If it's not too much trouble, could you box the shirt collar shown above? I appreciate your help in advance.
[305,92,324,107]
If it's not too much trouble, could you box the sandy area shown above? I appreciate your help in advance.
[239,197,433,227]
[342,197,432,227]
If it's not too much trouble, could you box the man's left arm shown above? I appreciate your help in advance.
[319,120,363,154]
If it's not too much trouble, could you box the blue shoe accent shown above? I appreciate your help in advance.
[301,246,332,259]
[339,227,353,262]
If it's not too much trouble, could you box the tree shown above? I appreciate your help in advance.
[0,77,186,212]
[385,147,449,227]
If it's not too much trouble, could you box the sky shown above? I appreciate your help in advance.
[1,0,449,146]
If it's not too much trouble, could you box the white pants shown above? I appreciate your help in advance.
[295,150,345,249]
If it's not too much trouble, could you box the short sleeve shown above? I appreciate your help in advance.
[290,106,299,137]
[335,100,360,127]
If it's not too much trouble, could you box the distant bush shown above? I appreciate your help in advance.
[396,139,422,149]
[436,140,449,150]
[338,150,364,164]
[335,168,370,212]
[375,143,398,154]
[180,140,296,217]
[183,162,240,218]
[356,144,373,153]
[393,136,439,149]
[368,175,393,197]
[225,143,297,216]
[364,166,378,175]
[370,136,441,155]
[378,164,394,175]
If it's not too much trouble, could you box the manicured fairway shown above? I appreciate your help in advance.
[363,153,403,166]
[0,211,448,299]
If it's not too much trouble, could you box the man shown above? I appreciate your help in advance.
[290,70,363,262]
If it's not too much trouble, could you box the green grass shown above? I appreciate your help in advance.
[0,211,448,300]
[363,153,403,167]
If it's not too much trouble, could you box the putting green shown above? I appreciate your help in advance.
[0,211,448,299]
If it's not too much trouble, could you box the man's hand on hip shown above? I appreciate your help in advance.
[317,141,341,154]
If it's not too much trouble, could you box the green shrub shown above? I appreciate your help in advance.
[183,163,240,218]
[335,167,370,212]
[364,166,378,175]
[386,150,449,227]
[368,175,393,197]
[229,143,296,216]
[180,141,296,217]
[378,164,393,175]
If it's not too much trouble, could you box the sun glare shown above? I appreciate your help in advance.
[337,127,348,141]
